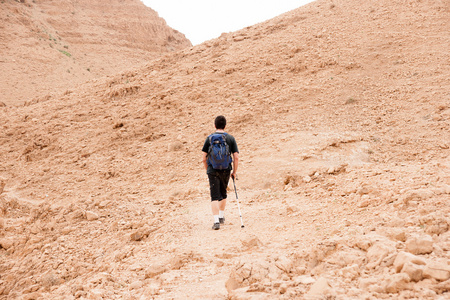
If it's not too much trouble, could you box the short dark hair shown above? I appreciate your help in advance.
[214,115,226,129]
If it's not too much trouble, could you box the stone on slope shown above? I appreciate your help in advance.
[339,264,360,280]
[0,238,13,250]
[383,273,411,294]
[366,241,396,269]
[85,211,99,221]
[145,264,167,279]
[307,277,334,296]
[393,251,427,273]
[401,262,424,282]
[405,235,434,255]
[0,178,5,195]
[377,227,407,242]
[423,261,450,281]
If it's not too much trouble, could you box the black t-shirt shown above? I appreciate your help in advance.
[202,132,239,174]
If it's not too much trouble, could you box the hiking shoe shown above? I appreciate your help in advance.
[219,217,225,224]
[212,223,220,230]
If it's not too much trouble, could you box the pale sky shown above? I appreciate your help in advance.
[142,0,315,45]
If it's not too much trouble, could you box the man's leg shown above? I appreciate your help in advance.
[211,200,220,216]
[219,198,226,223]
[211,201,220,230]
[218,171,230,224]
[208,173,222,230]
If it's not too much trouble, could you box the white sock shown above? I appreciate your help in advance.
[214,215,220,223]
[219,210,225,218]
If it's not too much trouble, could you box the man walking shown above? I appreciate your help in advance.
[202,116,239,230]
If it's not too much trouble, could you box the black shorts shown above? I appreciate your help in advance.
[208,170,231,201]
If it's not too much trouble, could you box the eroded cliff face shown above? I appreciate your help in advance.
[0,0,191,105]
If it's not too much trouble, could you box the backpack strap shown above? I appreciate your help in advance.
[209,132,227,143]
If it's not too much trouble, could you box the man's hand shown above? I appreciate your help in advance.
[232,152,239,180]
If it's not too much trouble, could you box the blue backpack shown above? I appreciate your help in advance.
[207,133,232,170]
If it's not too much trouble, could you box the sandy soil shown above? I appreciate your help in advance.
[0,0,449,299]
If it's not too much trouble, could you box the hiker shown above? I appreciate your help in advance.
[202,115,239,230]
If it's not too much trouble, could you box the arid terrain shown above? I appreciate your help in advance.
[0,0,449,299]
[0,0,191,107]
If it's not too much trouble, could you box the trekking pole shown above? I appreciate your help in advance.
[232,177,245,228]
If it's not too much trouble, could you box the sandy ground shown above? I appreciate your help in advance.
[0,0,449,299]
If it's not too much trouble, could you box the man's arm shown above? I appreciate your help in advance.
[202,151,208,171]
[231,152,239,179]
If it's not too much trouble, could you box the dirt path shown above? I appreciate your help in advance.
[149,185,331,299]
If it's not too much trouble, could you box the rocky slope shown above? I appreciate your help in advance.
[0,0,191,106]
[0,0,449,299]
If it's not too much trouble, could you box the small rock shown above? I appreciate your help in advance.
[357,185,370,195]
[85,211,99,221]
[168,141,183,151]
[433,279,450,294]
[294,275,316,285]
[339,264,360,280]
[0,238,14,250]
[401,189,434,204]
[30,224,41,234]
[129,264,144,271]
[130,225,153,241]
[98,201,109,209]
[355,239,372,251]
[383,273,410,293]
[303,176,312,183]
[0,179,5,195]
[391,230,407,242]
[143,282,161,295]
[279,283,288,294]
[388,217,406,227]
[378,227,407,242]
[358,196,371,208]
[394,251,426,273]
[145,264,167,278]
[401,262,424,282]
[366,242,395,269]
[425,223,449,235]
[405,235,434,255]
[225,275,241,293]
[88,289,104,300]
[307,277,331,295]
[130,281,143,290]
[286,205,299,214]
[423,262,450,281]
[242,237,263,249]
[275,256,293,273]
[130,231,144,241]
[359,278,379,290]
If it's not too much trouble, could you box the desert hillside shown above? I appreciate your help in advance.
[0,0,191,106]
[0,0,449,299]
